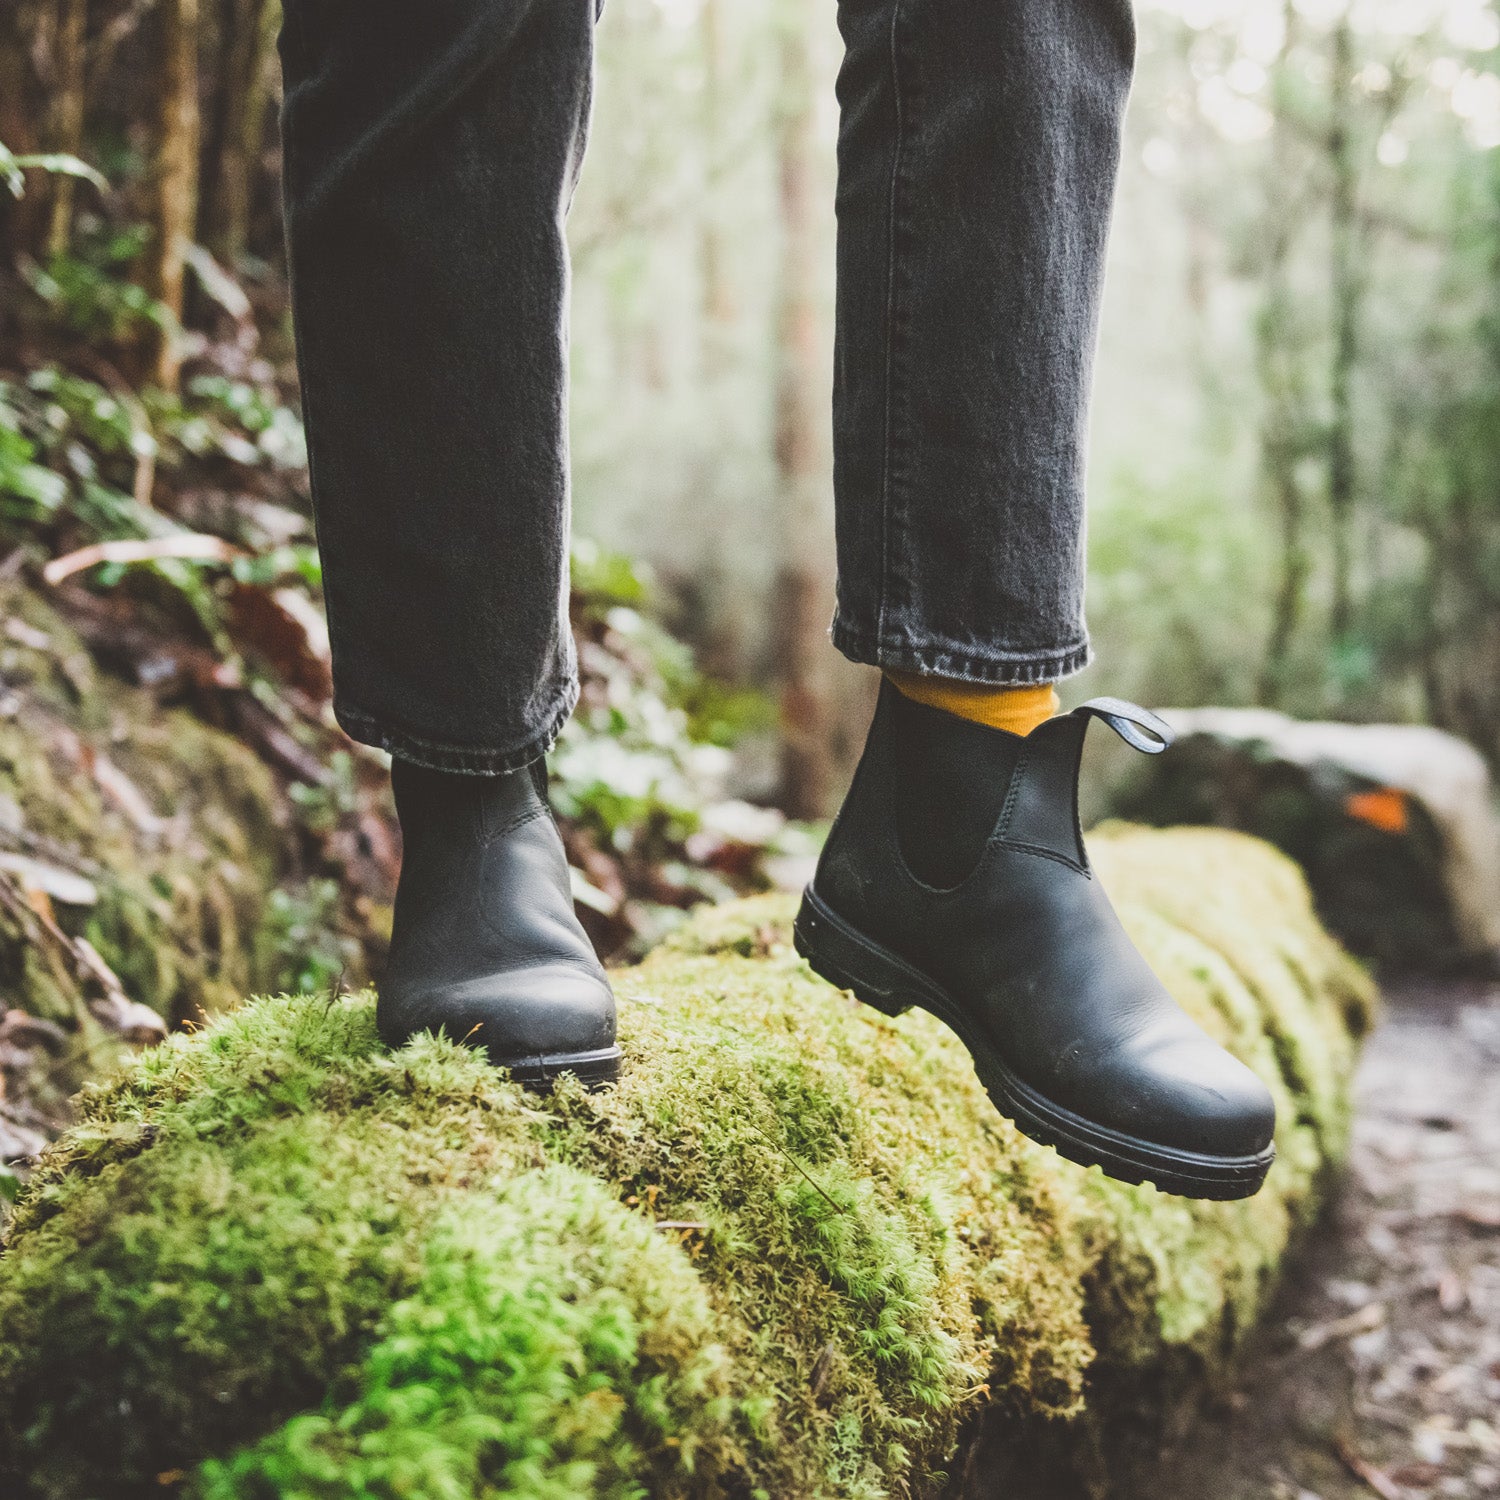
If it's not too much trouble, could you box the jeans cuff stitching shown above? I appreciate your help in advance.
[333,679,578,775]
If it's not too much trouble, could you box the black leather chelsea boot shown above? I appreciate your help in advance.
[379,757,621,1088]
[794,680,1276,1199]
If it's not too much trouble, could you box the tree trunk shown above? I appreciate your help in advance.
[1326,6,1360,647]
[697,0,734,379]
[770,0,835,819]
[202,0,275,264]
[45,0,88,259]
[154,0,200,390]
[1257,0,1312,707]
[0,1,49,266]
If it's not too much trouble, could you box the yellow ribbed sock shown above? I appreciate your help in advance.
[885,669,1059,737]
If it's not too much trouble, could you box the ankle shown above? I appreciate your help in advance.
[390,756,544,832]
[884,669,1058,736]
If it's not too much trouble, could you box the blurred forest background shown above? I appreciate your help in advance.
[0,0,1498,1030]
[4,9,1500,1480]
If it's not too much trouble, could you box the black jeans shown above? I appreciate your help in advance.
[279,0,1135,774]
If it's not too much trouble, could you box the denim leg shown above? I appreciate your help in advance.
[831,0,1135,685]
[279,0,597,772]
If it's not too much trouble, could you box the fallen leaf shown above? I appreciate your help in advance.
[808,1343,838,1402]
[1297,1301,1387,1352]
[88,989,168,1045]
[4,618,52,652]
[1436,1271,1466,1314]
[84,749,164,837]
[0,853,98,908]
[1345,786,1410,835]
[224,582,333,699]
[1454,1204,1500,1231]
[1388,1462,1443,1488]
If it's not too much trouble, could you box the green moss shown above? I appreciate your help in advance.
[196,1168,737,1500]
[0,825,1375,1498]
[0,583,286,1036]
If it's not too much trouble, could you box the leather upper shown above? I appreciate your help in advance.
[380,759,617,1063]
[813,681,1276,1158]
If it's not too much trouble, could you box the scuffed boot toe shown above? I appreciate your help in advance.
[378,962,621,1087]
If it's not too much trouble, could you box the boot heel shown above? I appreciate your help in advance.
[794,887,913,1017]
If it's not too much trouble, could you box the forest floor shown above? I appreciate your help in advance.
[1159,974,1500,1500]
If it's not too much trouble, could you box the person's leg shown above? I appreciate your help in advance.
[803,0,1277,1198]
[830,0,1126,691]
[280,0,595,769]
[279,0,618,1084]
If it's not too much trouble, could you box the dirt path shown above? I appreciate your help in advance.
[1159,977,1500,1499]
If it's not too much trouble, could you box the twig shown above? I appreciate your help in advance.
[1295,1300,1385,1353]
[746,1117,847,1216]
[43,534,243,585]
[1334,1433,1407,1500]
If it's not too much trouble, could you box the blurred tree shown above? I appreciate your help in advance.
[770,0,837,818]
[46,0,88,258]
[154,0,199,389]
[201,0,278,265]
[1254,0,1323,707]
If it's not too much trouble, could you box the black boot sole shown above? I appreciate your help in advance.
[497,1045,622,1092]
[793,886,1274,1201]
[380,1022,622,1093]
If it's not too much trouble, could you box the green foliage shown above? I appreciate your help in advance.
[572,536,652,608]
[258,879,361,995]
[0,828,1373,1498]
[1087,6,1500,740]
[1,354,315,655]
[551,625,725,848]
[230,543,323,589]
[1089,465,1270,709]
[26,364,147,462]
[24,224,168,342]
[0,385,67,521]
[286,751,360,836]
[556,542,773,853]
[9,368,177,557]
[0,142,105,201]
[172,376,310,472]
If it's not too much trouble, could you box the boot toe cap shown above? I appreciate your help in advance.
[379,960,618,1065]
[1122,1030,1277,1160]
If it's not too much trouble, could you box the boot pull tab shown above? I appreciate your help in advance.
[1070,697,1174,754]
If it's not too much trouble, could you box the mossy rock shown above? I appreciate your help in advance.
[0,825,1374,1499]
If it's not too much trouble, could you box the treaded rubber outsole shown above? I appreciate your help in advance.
[793,885,1274,1201]
[381,1024,622,1093]
[494,1045,622,1092]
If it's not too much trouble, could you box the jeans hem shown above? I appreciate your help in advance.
[831,619,1092,686]
[333,679,580,775]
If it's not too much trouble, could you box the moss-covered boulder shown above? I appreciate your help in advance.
[0,825,1374,1499]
